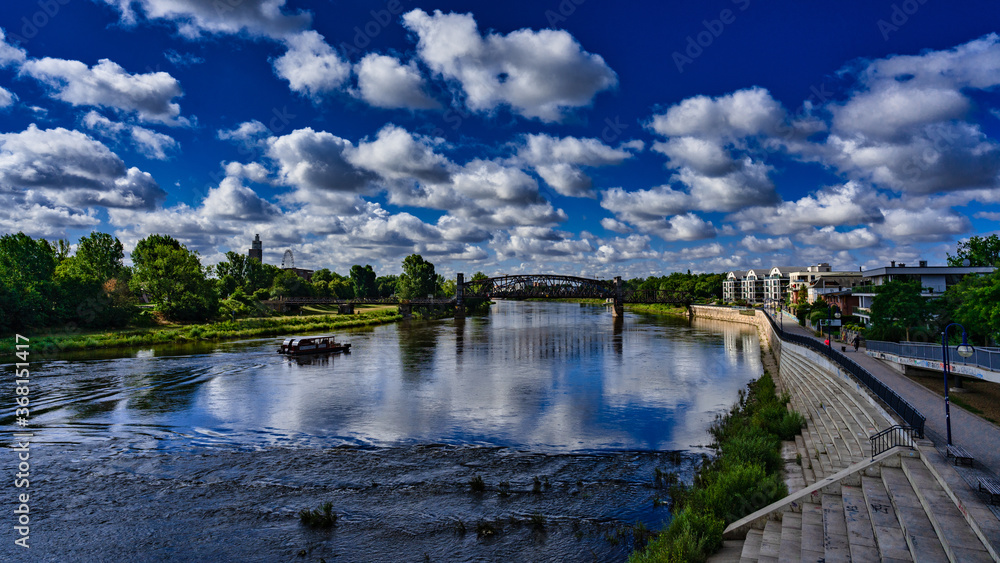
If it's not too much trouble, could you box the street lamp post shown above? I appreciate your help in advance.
[941,323,975,446]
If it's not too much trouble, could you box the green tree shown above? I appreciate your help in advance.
[869,280,930,342]
[350,264,377,298]
[311,268,334,284]
[437,274,455,297]
[214,251,272,297]
[75,231,126,282]
[0,233,57,331]
[947,234,1000,267]
[269,269,312,299]
[397,254,436,300]
[53,258,136,328]
[328,276,354,299]
[53,239,72,263]
[951,270,1000,345]
[375,275,398,298]
[130,235,218,321]
[470,271,489,282]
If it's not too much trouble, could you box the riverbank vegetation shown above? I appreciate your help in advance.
[626,303,689,317]
[631,370,803,562]
[0,230,452,336]
[634,272,725,302]
[1,309,401,356]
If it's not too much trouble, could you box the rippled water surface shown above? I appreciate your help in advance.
[6,302,763,562]
[26,302,761,453]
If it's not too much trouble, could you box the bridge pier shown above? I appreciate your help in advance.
[338,303,354,315]
[612,276,624,318]
[455,273,465,318]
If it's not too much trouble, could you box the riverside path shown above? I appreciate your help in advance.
[776,310,1000,474]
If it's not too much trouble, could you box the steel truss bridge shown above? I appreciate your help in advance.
[458,274,690,305]
[262,274,690,317]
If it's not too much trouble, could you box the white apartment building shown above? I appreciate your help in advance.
[853,260,995,325]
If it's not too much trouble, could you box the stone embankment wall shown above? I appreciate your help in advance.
[689,305,781,356]
[690,305,895,426]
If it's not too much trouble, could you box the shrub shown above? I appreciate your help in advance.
[719,428,781,474]
[630,371,798,562]
[691,462,786,523]
[633,508,723,563]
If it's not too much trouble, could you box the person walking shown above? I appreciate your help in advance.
[853,337,860,352]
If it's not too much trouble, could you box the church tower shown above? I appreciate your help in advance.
[249,234,262,262]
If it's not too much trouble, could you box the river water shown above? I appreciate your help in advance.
[3,301,762,562]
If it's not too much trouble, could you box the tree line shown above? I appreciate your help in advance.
[0,232,458,332]
[1,229,736,334]
[632,271,726,301]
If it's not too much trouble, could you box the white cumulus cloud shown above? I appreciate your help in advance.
[402,9,617,122]
[21,57,187,125]
[355,54,439,110]
[272,31,351,99]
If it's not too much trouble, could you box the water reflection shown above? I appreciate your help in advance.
[25,302,762,453]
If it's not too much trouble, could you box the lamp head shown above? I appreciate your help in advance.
[834,311,841,319]
[957,331,974,358]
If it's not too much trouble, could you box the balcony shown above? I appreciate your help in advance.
[853,306,871,316]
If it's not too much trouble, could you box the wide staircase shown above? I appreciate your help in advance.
[710,345,1000,562]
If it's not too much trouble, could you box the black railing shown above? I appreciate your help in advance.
[870,425,918,460]
[759,310,926,438]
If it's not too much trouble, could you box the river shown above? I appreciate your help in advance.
[2,301,762,562]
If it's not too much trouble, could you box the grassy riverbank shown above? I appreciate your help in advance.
[2,308,402,356]
[625,303,689,317]
[630,366,804,562]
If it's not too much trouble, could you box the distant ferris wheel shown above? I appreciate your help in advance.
[281,249,294,269]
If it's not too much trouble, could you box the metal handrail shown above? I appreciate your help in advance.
[866,340,999,373]
[759,310,926,438]
[869,425,917,460]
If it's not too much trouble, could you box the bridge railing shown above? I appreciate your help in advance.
[760,310,926,438]
[866,340,1000,373]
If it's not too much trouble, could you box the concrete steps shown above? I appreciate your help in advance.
[778,348,896,478]
[717,452,995,562]
[709,341,998,563]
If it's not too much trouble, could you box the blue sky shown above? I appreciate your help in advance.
[1,0,999,279]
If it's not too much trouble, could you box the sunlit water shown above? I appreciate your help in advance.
[4,302,764,561]
[22,301,762,453]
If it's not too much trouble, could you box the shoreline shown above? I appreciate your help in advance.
[630,304,796,561]
[1,308,402,356]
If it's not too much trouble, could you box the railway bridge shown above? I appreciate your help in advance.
[455,273,690,318]
[262,274,690,317]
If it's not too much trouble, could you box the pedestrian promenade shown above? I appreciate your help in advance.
[707,308,1000,562]
[781,313,1000,473]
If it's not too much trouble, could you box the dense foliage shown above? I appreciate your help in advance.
[631,371,800,562]
[0,231,139,332]
[866,280,930,342]
[634,272,725,302]
[397,254,438,300]
[947,234,1000,267]
[130,235,219,321]
[0,232,461,335]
